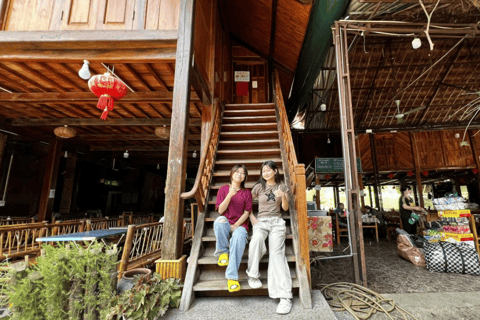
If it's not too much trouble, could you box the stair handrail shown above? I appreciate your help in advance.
[181,99,223,213]
[273,69,312,308]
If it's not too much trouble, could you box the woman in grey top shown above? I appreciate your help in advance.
[247,160,292,315]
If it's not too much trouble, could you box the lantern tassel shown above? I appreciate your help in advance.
[97,95,114,120]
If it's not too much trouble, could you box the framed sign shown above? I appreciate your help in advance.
[315,158,362,173]
[234,71,250,82]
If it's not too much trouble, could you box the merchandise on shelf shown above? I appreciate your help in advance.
[433,196,467,211]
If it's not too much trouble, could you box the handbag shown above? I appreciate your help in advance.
[424,242,480,275]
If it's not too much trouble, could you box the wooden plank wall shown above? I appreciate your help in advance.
[358,130,477,172]
[193,0,213,93]
[2,0,181,31]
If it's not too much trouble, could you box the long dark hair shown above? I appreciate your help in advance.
[255,160,282,191]
[229,165,248,189]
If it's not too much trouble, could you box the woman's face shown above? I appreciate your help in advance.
[231,167,246,184]
[261,165,277,182]
[404,189,412,196]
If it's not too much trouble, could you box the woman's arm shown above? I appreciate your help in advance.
[218,187,237,214]
[231,210,250,232]
[277,187,289,211]
[249,212,258,225]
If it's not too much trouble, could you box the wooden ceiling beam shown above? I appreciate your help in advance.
[122,63,154,91]
[77,134,201,141]
[39,63,85,91]
[144,63,170,92]
[90,145,198,152]
[0,91,199,102]
[13,62,68,92]
[0,63,49,92]
[10,118,202,127]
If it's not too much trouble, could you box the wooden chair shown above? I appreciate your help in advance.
[385,212,403,241]
[362,219,379,243]
[335,213,348,244]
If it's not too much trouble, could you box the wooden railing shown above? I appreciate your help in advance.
[0,217,36,225]
[86,217,125,230]
[118,219,192,278]
[0,220,85,261]
[273,69,312,308]
[181,100,223,212]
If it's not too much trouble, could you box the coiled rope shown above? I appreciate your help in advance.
[321,282,418,320]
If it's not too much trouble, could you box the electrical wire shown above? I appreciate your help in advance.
[321,282,419,320]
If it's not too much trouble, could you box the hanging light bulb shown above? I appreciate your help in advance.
[156,163,160,170]
[412,37,422,49]
[192,150,197,158]
[327,134,331,144]
[64,150,68,158]
[123,150,129,158]
[320,103,327,112]
[78,60,91,80]
[455,133,460,139]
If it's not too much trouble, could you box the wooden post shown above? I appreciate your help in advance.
[358,173,365,210]
[369,133,382,210]
[161,0,196,260]
[118,225,135,279]
[315,175,321,210]
[468,130,480,189]
[0,0,8,28]
[59,152,77,214]
[334,185,339,207]
[38,139,63,222]
[410,133,424,208]
[368,186,373,207]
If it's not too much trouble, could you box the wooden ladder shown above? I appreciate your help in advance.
[180,100,312,310]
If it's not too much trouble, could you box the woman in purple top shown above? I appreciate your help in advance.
[214,165,253,292]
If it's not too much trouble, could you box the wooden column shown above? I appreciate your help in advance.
[59,152,77,214]
[0,0,8,28]
[315,174,320,210]
[412,184,419,207]
[38,139,63,221]
[369,133,382,209]
[468,129,480,180]
[161,0,196,260]
[410,133,424,208]
[368,186,373,207]
[334,185,339,207]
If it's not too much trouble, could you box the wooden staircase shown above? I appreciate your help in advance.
[180,72,311,311]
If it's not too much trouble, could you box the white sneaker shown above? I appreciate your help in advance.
[247,277,262,289]
[276,298,292,315]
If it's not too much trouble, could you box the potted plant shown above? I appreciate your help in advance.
[102,274,181,320]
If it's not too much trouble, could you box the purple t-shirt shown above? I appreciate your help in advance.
[215,185,253,231]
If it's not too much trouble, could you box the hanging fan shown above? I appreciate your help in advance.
[375,100,426,124]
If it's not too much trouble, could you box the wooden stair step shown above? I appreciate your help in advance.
[202,234,294,241]
[218,139,280,147]
[223,116,276,124]
[216,149,281,155]
[224,103,274,110]
[220,131,278,140]
[198,265,297,281]
[202,245,295,258]
[221,123,277,131]
[224,109,275,117]
[197,253,296,265]
[213,168,283,177]
[214,158,282,166]
[193,278,300,292]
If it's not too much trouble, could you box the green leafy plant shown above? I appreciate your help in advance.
[103,274,181,320]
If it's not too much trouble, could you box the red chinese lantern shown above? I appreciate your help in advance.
[388,173,395,179]
[325,174,330,180]
[473,168,479,174]
[88,72,128,120]
[406,171,414,177]
[422,170,429,177]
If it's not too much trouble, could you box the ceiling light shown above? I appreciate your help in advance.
[412,38,422,49]
[64,151,68,158]
[54,125,76,139]
[366,129,373,134]
[192,150,197,158]
[320,103,327,112]
[157,163,160,170]
[78,60,91,80]
[123,150,129,158]
[455,133,460,139]
[390,130,397,133]
[327,134,331,144]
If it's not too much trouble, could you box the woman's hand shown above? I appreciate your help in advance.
[228,186,239,197]
[230,224,238,232]
[250,215,258,225]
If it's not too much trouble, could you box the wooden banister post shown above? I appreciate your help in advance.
[162,0,196,260]
[59,152,77,214]
[294,164,310,280]
[118,225,135,279]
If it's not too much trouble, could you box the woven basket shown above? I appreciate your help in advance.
[54,126,76,139]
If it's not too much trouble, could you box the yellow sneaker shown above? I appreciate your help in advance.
[228,279,241,292]
[218,253,229,266]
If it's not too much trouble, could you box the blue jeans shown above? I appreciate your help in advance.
[213,216,248,280]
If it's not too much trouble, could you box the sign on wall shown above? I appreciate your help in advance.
[234,71,250,82]
[315,158,362,173]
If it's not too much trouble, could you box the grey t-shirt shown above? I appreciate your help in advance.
[252,183,289,218]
